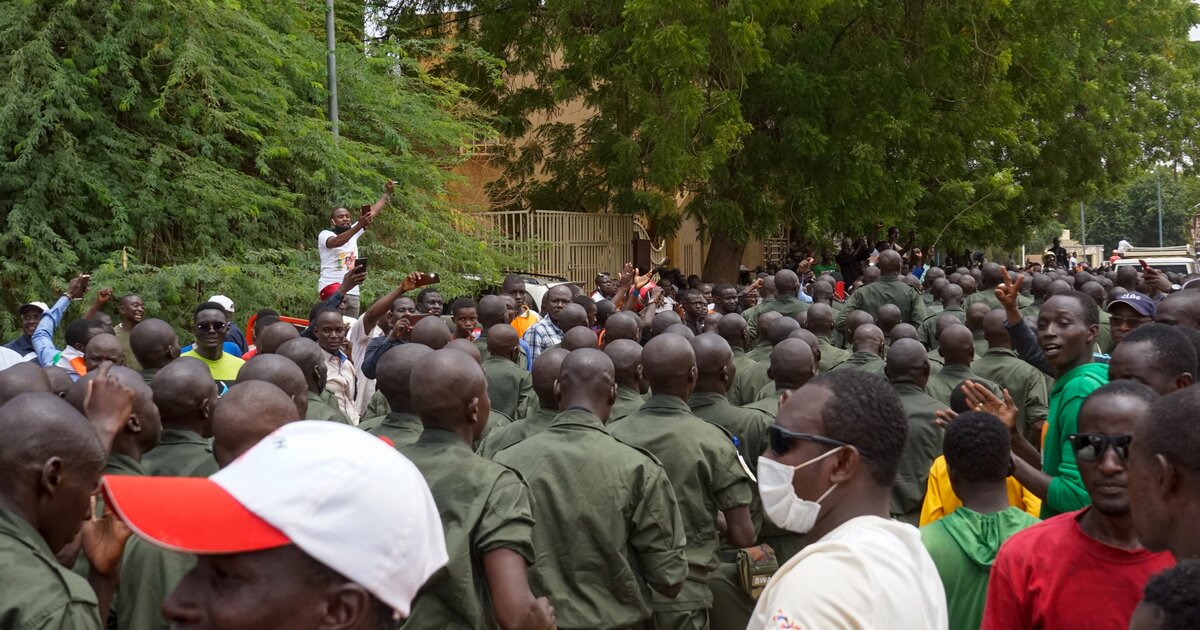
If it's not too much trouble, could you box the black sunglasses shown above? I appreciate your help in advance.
[1067,433,1133,462]
[768,425,857,456]
[195,322,228,333]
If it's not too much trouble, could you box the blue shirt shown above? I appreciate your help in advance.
[32,296,82,379]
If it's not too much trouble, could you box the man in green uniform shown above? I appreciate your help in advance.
[476,294,531,368]
[609,334,755,630]
[482,324,534,419]
[837,250,927,328]
[478,348,567,458]
[925,278,948,317]
[921,412,1039,630]
[805,303,850,373]
[209,380,300,468]
[744,339,816,420]
[925,325,1001,407]
[129,318,180,385]
[718,315,771,406]
[746,270,809,342]
[117,357,219,630]
[840,309,875,350]
[605,339,649,423]
[965,263,1033,313]
[236,354,311,420]
[749,317,800,366]
[65,366,161,481]
[495,349,689,630]
[744,311,783,363]
[973,309,1049,447]
[360,344,431,449]
[0,389,133,630]
[277,337,351,424]
[1021,273,1051,320]
[112,294,145,370]
[688,334,772,489]
[918,283,965,349]
[400,349,553,629]
[966,303,992,357]
[603,310,643,346]
[885,339,947,524]
[828,324,887,376]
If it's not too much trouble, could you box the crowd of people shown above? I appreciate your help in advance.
[2,207,1200,630]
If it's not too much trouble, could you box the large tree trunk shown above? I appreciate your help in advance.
[702,229,747,284]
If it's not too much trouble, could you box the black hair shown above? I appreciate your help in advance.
[595,299,615,327]
[949,382,972,414]
[194,301,230,319]
[311,307,343,325]
[714,283,735,296]
[416,287,442,304]
[571,295,597,313]
[64,318,104,349]
[298,547,396,630]
[944,412,1014,483]
[1172,327,1200,378]
[1048,290,1100,327]
[1140,560,1200,630]
[450,297,476,315]
[255,309,281,332]
[1145,385,1200,475]
[809,371,907,486]
[1120,324,1197,379]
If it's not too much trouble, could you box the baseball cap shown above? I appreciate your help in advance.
[102,421,447,616]
[1108,292,1155,318]
[18,301,49,316]
[318,283,341,301]
[208,295,235,314]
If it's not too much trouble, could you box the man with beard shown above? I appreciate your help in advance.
[317,179,394,317]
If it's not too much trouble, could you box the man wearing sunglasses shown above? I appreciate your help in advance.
[748,371,948,629]
[983,382,1174,630]
[181,301,245,391]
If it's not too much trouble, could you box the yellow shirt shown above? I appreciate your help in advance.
[511,308,540,338]
[918,455,1042,526]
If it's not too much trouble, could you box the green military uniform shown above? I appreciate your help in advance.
[0,507,102,630]
[837,276,927,327]
[114,323,142,372]
[140,367,158,386]
[972,333,989,358]
[1020,297,1044,320]
[477,406,557,459]
[728,348,764,406]
[926,301,945,317]
[609,396,754,629]
[742,385,785,419]
[816,336,851,373]
[400,429,536,630]
[925,364,1001,408]
[891,383,947,524]
[118,431,213,630]
[360,410,424,450]
[364,391,390,421]
[610,386,647,424]
[973,347,1051,447]
[479,409,514,445]
[828,351,886,376]
[687,393,770,494]
[306,390,351,424]
[474,333,529,369]
[1096,310,1115,354]
[917,306,966,349]
[495,409,688,630]
[963,290,1034,313]
[482,356,534,420]
[141,428,218,478]
[746,296,809,342]
[744,343,772,364]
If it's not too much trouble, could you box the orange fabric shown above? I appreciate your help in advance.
[69,356,87,377]
[918,455,1042,527]
[511,309,539,338]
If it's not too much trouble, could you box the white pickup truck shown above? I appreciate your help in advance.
[1112,246,1197,276]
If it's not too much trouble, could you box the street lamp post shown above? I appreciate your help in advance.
[326,0,339,143]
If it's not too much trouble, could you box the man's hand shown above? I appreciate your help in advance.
[796,257,814,273]
[389,316,414,342]
[66,274,91,300]
[95,288,113,305]
[84,362,135,453]
[341,267,367,292]
[748,277,764,291]
[961,381,1018,433]
[82,496,133,578]
[1143,266,1174,295]
[384,179,395,194]
[934,408,958,429]
[634,271,653,291]
[994,274,1024,311]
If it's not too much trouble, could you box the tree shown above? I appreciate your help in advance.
[1062,169,1200,254]
[0,0,523,338]
[377,0,1200,282]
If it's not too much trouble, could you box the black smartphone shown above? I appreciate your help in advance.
[355,256,368,272]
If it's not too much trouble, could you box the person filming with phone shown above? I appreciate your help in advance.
[317,179,394,318]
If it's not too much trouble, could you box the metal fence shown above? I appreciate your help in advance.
[476,210,637,283]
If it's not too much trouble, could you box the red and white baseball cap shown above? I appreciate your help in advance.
[103,421,447,617]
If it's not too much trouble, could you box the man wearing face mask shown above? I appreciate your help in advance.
[748,371,949,629]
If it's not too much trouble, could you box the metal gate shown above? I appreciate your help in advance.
[476,210,636,283]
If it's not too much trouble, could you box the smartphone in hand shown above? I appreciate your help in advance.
[355,257,368,272]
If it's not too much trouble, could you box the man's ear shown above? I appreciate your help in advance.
[828,446,858,485]
[687,365,698,385]
[553,379,563,404]
[1177,373,1194,391]
[40,457,65,497]
[319,582,375,630]
[467,396,480,425]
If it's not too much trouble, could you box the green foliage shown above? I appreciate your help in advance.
[375,0,1200,269]
[0,0,526,339]
[1062,169,1200,254]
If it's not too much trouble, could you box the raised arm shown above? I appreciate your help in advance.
[361,271,428,334]
[84,288,112,321]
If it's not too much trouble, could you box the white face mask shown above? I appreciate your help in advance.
[758,448,843,534]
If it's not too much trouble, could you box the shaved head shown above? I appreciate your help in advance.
[716,313,749,351]
[664,324,695,339]
[562,326,599,351]
[878,250,902,275]
[276,338,326,394]
[531,348,569,409]
[43,367,72,398]
[775,270,800,296]
[852,324,885,356]
[692,333,734,386]
[375,344,433,414]
[486,324,520,359]
[556,349,618,421]
[766,317,801,346]
[941,283,964,306]
[604,311,642,345]
[0,363,52,406]
[237,354,309,419]
[755,311,783,340]
[876,304,902,334]
[770,339,815,390]
[642,333,697,397]
[446,338,483,364]
[806,303,835,337]
[966,303,990,332]
[67,366,159,456]
[983,309,1011,346]
[846,310,875,340]
[889,323,918,344]
[0,393,106,552]
[554,304,589,331]
[411,317,451,350]
[477,295,508,328]
[1155,291,1200,330]
[410,349,490,435]
[256,321,300,355]
[886,339,931,386]
[651,311,683,337]
[152,357,218,435]
[604,339,644,390]
[938,324,976,366]
[84,333,125,372]
[129,319,181,370]
[212,381,299,468]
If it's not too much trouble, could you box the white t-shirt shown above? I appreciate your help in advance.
[0,346,26,371]
[749,515,948,630]
[317,230,362,296]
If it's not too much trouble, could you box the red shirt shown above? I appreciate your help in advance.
[982,508,1174,630]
